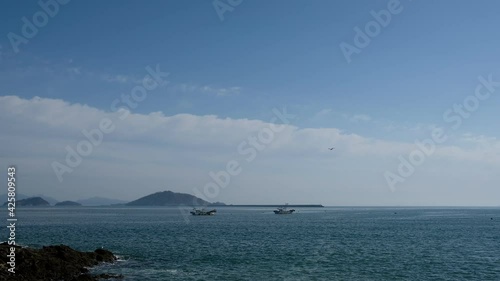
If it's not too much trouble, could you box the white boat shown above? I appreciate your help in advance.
[190,208,216,216]
[273,204,295,214]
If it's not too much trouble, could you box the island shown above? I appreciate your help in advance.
[126,190,223,206]
[0,243,121,280]
[2,197,50,207]
[54,201,82,207]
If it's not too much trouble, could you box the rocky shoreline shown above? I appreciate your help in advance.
[0,243,122,280]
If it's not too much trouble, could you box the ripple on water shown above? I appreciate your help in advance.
[5,207,500,281]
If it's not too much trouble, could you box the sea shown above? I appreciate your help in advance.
[2,207,500,280]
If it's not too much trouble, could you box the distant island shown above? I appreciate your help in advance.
[126,190,224,206]
[54,201,82,207]
[1,194,128,207]
[1,191,220,207]
[1,191,323,208]
[0,193,58,205]
[76,196,128,206]
[3,197,50,207]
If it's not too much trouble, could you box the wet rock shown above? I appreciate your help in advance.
[0,243,119,280]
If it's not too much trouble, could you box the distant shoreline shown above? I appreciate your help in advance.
[7,205,498,208]
[221,204,324,208]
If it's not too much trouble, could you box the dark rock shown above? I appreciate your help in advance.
[0,243,118,281]
[94,248,116,263]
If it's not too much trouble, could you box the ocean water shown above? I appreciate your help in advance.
[2,207,500,280]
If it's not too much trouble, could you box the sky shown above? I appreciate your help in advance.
[0,0,499,205]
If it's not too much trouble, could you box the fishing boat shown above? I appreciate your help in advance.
[190,208,217,216]
[273,204,295,214]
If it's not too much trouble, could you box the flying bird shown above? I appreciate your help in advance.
[328,147,335,150]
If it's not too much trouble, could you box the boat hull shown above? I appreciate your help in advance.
[190,209,217,216]
[273,209,295,214]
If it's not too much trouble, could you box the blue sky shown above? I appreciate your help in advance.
[1,0,499,205]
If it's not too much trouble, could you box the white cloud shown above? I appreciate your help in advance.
[99,73,142,84]
[313,109,332,118]
[350,114,372,122]
[312,109,372,123]
[176,83,241,97]
[1,95,499,206]
[66,67,81,75]
[0,54,148,86]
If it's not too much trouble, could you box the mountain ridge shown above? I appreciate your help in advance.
[126,190,222,206]
[55,201,82,207]
[3,197,50,207]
